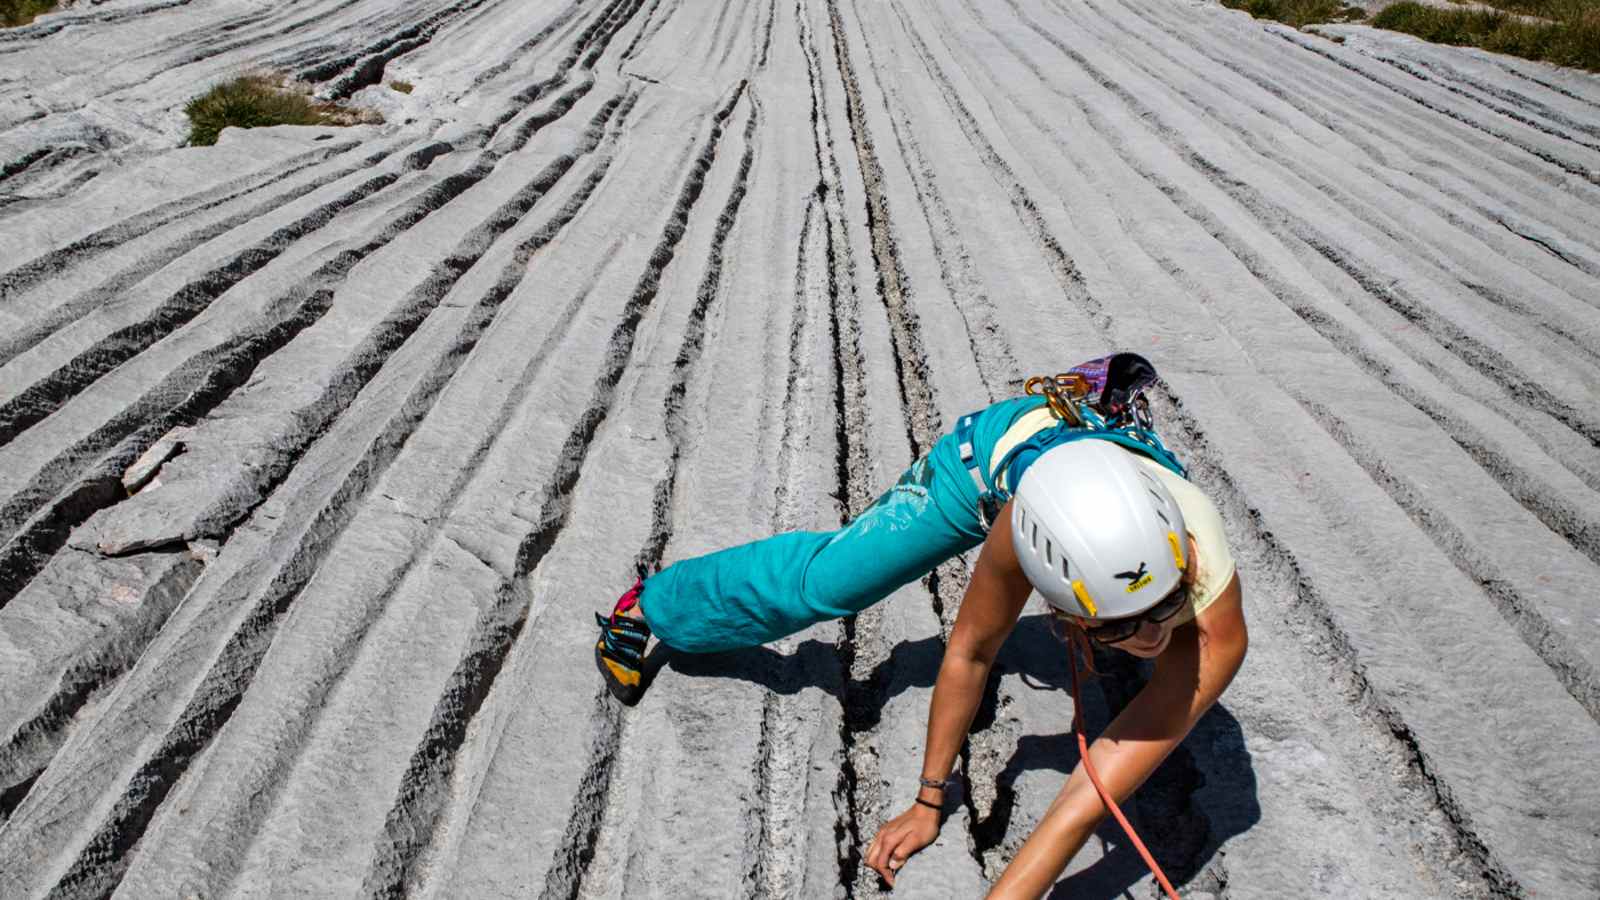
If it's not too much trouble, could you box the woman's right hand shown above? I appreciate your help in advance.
[864,803,941,887]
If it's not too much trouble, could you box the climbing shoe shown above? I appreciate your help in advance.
[595,579,651,705]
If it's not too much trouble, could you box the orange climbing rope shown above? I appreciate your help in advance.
[1067,638,1183,900]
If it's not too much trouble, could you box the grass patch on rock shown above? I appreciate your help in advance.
[2,0,57,27]
[1222,0,1600,72]
[184,74,382,147]
[390,80,414,94]
[1221,0,1366,28]
[1373,0,1600,70]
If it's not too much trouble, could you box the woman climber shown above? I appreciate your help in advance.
[593,353,1248,898]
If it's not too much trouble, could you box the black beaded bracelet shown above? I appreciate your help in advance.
[918,776,949,791]
[914,796,942,811]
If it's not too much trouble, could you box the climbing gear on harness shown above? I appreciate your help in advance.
[955,353,1185,533]
[1010,439,1189,620]
[595,578,651,705]
[1062,352,1163,428]
[1081,583,1189,646]
[1025,372,1092,426]
[991,400,1186,499]
[1067,640,1183,900]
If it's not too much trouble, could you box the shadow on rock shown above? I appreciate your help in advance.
[996,615,1262,899]
[651,627,945,732]
[649,612,1260,897]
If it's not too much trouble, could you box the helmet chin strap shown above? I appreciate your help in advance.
[1068,636,1182,900]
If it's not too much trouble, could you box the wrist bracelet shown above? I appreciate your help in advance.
[914,796,942,811]
[918,776,949,791]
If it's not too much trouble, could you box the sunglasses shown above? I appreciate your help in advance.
[1081,586,1189,646]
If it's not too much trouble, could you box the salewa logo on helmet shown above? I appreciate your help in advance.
[1115,562,1153,593]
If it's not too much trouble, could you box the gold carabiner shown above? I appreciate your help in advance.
[1024,373,1091,399]
[1025,373,1091,426]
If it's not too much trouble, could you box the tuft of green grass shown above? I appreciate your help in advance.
[1221,0,1366,28]
[184,74,380,146]
[390,80,414,94]
[1444,0,1589,20]
[1,0,57,28]
[1223,0,1600,72]
[1373,0,1600,70]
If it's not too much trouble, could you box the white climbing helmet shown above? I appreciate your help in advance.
[1009,439,1188,620]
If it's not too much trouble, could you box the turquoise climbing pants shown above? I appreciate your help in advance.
[640,398,1042,653]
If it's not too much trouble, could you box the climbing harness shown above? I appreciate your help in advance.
[1067,635,1183,900]
[955,353,1186,531]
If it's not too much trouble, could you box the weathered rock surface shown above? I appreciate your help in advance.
[2,0,1598,896]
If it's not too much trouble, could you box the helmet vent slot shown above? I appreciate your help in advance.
[1045,540,1053,566]
[1031,522,1039,550]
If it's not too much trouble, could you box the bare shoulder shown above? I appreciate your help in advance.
[1194,571,1246,648]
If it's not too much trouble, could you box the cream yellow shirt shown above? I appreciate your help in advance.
[990,408,1236,624]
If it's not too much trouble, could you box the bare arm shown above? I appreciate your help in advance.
[986,573,1249,899]
[864,500,1034,885]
